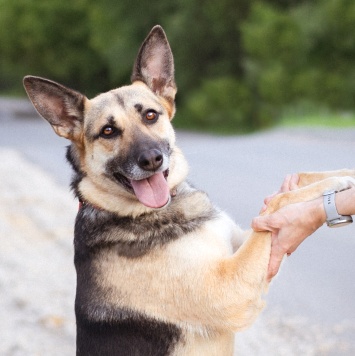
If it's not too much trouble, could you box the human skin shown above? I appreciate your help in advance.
[252,174,355,281]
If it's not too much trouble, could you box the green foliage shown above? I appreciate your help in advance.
[0,0,354,132]
[243,0,355,116]
[175,77,275,133]
[297,0,355,109]
[0,0,109,94]
[176,78,252,133]
[241,1,307,120]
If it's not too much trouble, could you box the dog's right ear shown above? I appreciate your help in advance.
[23,76,87,141]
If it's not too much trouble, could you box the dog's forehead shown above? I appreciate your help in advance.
[111,82,162,107]
[87,83,162,120]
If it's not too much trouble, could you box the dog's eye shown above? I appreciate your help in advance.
[100,125,119,138]
[145,110,159,123]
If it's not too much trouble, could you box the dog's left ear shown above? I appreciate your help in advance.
[131,25,176,104]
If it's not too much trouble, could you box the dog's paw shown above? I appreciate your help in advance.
[264,176,355,215]
[298,169,355,188]
[329,176,355,192]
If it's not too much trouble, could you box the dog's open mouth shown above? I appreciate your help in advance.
[113,170,170,209]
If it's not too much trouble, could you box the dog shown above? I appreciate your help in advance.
[23,25,355,355]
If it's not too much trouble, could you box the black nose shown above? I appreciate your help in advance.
[137,149,163,171]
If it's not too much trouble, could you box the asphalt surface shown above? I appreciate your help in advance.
[1,105,355,352]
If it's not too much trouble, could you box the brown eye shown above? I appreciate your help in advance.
[100,125,119,138]
[103,127,113,135]
[145,110,158,121]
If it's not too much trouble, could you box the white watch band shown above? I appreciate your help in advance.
[323,190,353,228]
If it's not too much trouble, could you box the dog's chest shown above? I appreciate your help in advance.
[88,224,232,319]
[74,202,235,320]
[74,188,219,256]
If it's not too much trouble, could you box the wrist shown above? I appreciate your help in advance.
[308,197,327,228]
[335,186,355,216]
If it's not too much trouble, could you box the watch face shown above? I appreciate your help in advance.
[328,216,353,228]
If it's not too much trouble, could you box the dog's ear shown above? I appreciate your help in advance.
[23,76,86,141]
[131,25,176,104]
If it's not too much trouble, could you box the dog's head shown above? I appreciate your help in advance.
[23,26,188,215]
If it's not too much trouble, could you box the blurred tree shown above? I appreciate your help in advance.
[242,0,355,119]
[168,0,250,91]
[298,0,355,109]
[0,0,354,132]
[0,0,109,94]
[242,2,306,106]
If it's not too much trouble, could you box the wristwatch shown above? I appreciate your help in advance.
[323,190,353,228]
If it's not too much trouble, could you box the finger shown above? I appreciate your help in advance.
[260,205,268,214]
[267,251,284,281]
[251,216,277,232]
[267,264,280,282]
[289,173,300,190]
[280,174,292,193]
[251,216,268,231]
[264,191,278,206]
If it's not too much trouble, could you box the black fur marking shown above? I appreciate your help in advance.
[134,103,143,113]
[74,187,217,258]
[66,145,86,198]
[107,116,116,125]
[115,93,125,108]
[76,307,181,356]
[74,249,182,355]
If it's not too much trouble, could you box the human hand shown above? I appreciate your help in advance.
[252,198,325,281]
[253,173,326,281]
[254,174,355,281]
[260,173,300,213]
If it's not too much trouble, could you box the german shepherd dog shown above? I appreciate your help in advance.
[23,26,355,355]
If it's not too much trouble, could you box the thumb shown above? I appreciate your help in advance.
[289,173,300,190]
[267,249,285,281]
[251,215,272,232]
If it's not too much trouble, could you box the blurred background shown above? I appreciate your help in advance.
[1,0,355,355]
[0,0,355,132]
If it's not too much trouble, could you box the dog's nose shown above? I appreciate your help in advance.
[137,149,163,171]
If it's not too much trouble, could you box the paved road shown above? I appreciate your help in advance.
[1,112,355,352]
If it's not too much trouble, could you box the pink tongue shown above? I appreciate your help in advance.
[130,172,170,208]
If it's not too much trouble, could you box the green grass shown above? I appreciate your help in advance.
[280,113,355,128]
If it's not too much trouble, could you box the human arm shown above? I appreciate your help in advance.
[252,179,355,281]
[334,185,355,216]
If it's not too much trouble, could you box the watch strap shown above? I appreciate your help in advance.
[323,190,353,228]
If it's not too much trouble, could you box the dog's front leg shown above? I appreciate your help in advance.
[193,229,271,332]
[199,173,355,332]
[265,175,355,214]
[298,169,355,187]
